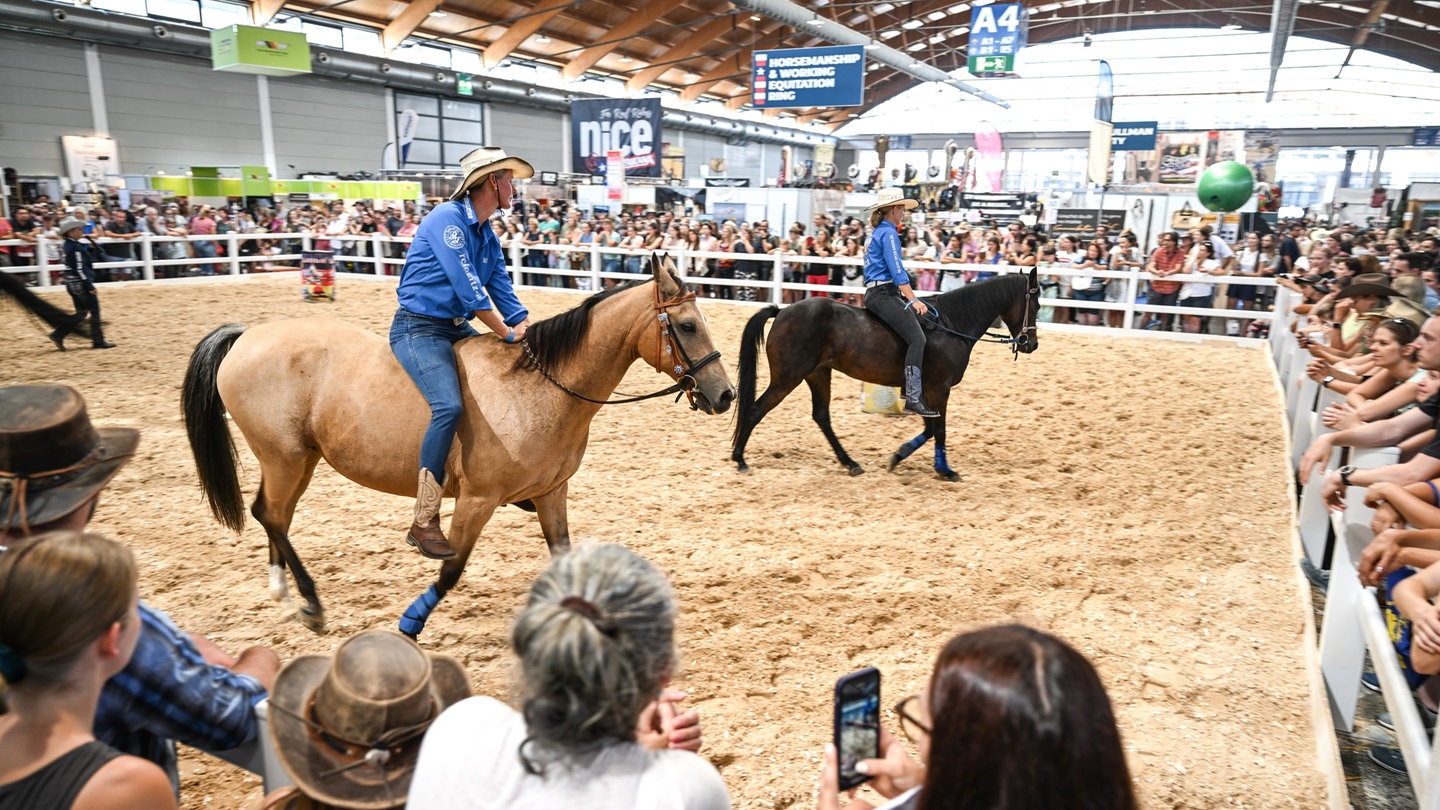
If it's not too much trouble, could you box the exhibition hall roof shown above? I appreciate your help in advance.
[242,0,1440,130]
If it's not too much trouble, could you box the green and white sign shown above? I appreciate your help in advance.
[968,54,1014,75]
[212,25,311,77]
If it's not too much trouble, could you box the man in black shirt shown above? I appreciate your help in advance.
[101,208,140,280]
[1277,223,1304,275]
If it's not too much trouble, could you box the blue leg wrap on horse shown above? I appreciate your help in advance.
[895,432,928,461]
[935,444,950,471]
[399,584,442,636]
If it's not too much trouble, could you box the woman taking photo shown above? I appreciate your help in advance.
[817,624,1135,810]
[0,531,175,810]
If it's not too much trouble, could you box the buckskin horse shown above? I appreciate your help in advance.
[731,269,1038,481]
[182,255,733,637]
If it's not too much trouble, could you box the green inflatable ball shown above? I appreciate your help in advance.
[1197,160,1255,213]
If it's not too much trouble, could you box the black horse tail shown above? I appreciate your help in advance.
[732,305,780,449]
[182,323,248,532]
[0,271,96,342]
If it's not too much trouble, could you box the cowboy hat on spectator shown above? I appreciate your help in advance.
[1336,273,1402,300]
[0,384,138,533]
[448,147,534,202]
[268,630,469,810]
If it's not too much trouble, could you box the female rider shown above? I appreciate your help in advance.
[862,189,938,418]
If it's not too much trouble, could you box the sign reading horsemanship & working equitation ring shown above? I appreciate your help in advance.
[751,45,865,109]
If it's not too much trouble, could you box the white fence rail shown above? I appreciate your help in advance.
[3,232,1283,338]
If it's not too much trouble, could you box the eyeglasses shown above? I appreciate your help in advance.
[894,694,931,742]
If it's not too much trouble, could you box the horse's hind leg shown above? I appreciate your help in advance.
[733,376,807,473]
[804,368,863,475]
[400,494,496,638]
[252,452,327,633]
[889,426,933,473]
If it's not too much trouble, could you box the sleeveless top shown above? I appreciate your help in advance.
[0,740,121,810]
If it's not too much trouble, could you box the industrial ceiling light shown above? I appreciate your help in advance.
[428,9,445,17]
[1083,29,1093,46]
[535,33,551,43]
[864,40,881,49]
[683,71,699,79]
[750,14,762,20]
[806,17,825,25]
[1220,16,1241,29]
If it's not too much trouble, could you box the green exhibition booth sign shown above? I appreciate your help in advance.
[212,25,312,76]
[149,171,421,202]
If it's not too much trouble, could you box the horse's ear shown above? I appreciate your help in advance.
[652,252,679,294]
[1028,266,1038,283]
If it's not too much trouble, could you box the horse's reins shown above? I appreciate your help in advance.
[521,280,721,407]
[916,278,1040,360]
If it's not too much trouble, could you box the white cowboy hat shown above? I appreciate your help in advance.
[448,146,535,201]
[865,187,919,214]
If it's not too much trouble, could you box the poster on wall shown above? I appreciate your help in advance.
[60,135,121,189]
[1156,132,1206,185]
[1244,130,1281,185]
[570,98,662,178]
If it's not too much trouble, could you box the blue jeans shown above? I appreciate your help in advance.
[389,308,480,482]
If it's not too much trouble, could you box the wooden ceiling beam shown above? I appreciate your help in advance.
[561,0,690,82]
[380,0,445,55]
[680,51,746,102]
[250,0,288,26]
[482,0,572,69]
[625,14,736,92]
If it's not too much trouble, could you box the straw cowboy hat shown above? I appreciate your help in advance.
[448,146,534,201]
[865,187,919,215]
[268,630,470,810]
[57,217,87,237]
[0,384,138,533]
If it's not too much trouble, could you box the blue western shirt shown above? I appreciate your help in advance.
[95,602,268,792]
[396,198,528,324]
[863,219,910,287]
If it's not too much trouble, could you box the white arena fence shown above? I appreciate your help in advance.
[1277,286,1440,808]
[1,232,1283,338]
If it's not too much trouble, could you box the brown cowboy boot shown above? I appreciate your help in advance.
[407,469,456,559]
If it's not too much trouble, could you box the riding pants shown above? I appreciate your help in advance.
[864,284,927,370]
[389,308,480,483]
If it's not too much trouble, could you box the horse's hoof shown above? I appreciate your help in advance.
[298,605,327,634]
[736,461,751,474]
[848,464,865,476]
[936,470,960,483]
[888,454,903,472]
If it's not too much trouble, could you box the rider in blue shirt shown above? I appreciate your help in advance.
[862,189,939,417]
[390,147,535,559]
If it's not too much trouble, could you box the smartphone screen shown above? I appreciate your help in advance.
[834,667,881,791]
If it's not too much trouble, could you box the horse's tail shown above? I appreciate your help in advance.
[182,323,248,532]
[0,270,96,342]
[732,305,780,448]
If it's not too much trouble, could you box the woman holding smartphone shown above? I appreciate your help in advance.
[817,624,1136,810]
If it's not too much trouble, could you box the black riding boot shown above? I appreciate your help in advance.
[904,365,939,417]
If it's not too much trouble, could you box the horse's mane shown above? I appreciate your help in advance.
[513,279,645,374]
[929,272,1028,335]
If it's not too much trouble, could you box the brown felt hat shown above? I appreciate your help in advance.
[0,384,138,533]
[1335,273,1402,300]
[269,631,469,810]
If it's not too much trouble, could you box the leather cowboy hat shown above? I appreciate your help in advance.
[269,630,469,810]
[865,187,919,214]
[448,146,535,202]
[0,384,138,533]
[1336,273,1402,301]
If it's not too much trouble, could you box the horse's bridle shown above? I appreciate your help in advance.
[521,279,721,408]
[918,276,1041,360]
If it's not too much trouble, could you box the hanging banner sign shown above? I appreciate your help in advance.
[1111,122,1158,151]
[968,3,1028,58]
[606,149,624,201]
[60,135,121,187]
[571,98,662,178]
[751,45,865,109]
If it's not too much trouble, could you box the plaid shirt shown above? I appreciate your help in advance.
[95,602,268,791]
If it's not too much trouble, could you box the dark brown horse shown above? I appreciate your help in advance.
[182,256,733,637]
[731,269,1038,481]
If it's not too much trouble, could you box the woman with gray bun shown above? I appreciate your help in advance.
[407,543,729,809]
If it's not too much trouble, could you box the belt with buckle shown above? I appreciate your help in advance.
[451,316,467,326]
[865,280,893,289]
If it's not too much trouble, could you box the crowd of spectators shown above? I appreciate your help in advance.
[1284,225,1440,779]
[8,193,1439,341]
